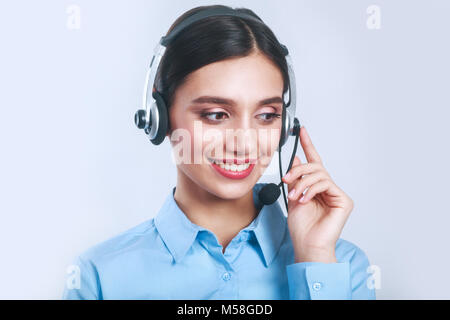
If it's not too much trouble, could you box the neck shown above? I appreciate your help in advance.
[173,168,258,252]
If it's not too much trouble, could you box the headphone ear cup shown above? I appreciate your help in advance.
[150,91,169,145]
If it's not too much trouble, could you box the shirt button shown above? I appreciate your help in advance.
[222,272,231,281]
[312,282,322,291]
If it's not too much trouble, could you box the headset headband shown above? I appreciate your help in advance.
[141,6,297,143]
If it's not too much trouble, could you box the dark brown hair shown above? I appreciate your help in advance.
[154,4,289,114]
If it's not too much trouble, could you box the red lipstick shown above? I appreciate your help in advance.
[209,160,255,180]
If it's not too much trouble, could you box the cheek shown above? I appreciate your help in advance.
[201,127,227,160]
[177,123,217,165]
[257,126,281,163]
[170,113,282,169]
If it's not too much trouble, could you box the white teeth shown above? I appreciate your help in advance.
[211,159,250,172]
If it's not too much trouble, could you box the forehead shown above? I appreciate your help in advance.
[174,52,284,107]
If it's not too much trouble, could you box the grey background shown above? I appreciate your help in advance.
[0,0,448,299]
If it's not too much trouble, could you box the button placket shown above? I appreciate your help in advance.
[312,281,322,291]
[222,271,231,281]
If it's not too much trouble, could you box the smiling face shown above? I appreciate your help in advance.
[167,50,284,200]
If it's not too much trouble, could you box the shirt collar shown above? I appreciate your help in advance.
[154,183,287,267]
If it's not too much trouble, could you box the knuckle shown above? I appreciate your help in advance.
[343,194,354,212]
[295,180,305,192]
[307,182,317,192]
[318,171,329,180]
[317,180,328,189]
[349,197,354,210]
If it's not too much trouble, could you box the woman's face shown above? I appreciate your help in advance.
[167,51,284,200]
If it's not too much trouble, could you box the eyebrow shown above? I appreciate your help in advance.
[191,95,284,107]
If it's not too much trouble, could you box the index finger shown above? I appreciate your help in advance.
[300,127,322,164]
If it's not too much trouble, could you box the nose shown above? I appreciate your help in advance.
[224,114,259,160]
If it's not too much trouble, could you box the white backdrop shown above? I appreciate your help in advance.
[0,0,449,299]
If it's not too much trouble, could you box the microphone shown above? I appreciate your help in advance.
[258,119,301,210]
[258,181,283,206]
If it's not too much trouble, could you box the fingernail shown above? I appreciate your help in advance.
[299,195,305,202]
[284,172,291,180]
[288,188,296,198]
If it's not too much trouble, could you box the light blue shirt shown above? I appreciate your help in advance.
[62,183,376,300]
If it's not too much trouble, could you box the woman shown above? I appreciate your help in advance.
[63,5,376,300]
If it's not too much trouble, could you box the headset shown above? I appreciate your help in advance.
[134,6,302,213]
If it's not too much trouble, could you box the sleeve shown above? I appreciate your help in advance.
[285,246,376,300]
[62,254,102,300]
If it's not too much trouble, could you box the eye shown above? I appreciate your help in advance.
[200,111,229,122]
[258,113,281,122]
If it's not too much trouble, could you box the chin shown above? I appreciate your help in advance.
[210,181,255,200]
[198,171,258,200]
[180,162,264,200]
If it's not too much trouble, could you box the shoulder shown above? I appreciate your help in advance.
[77,218,160,265]
[63,218,163,299]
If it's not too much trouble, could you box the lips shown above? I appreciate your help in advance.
[208,158,256,180]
